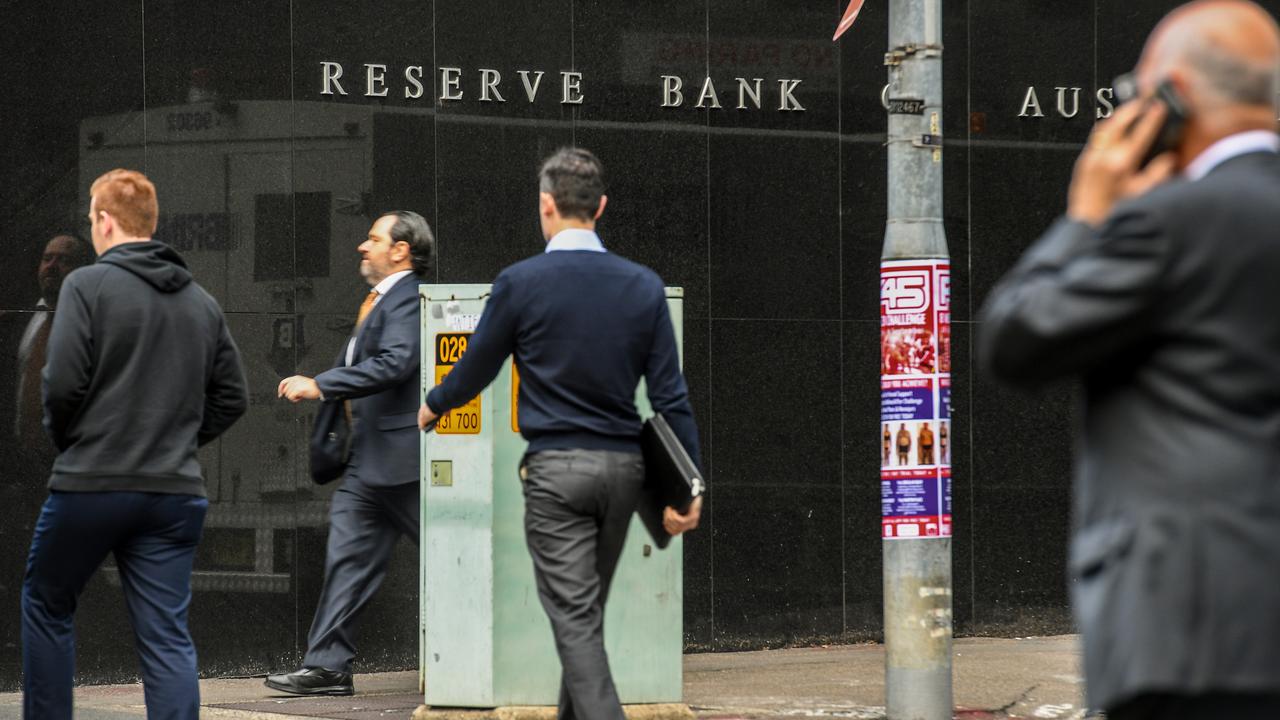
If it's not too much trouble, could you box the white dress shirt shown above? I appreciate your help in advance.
[545,228,606,253]
[346,270,414,366]
[1184,130,1280,182]
[14,300,51,436]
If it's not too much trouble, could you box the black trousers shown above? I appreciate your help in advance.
[304,479,419,673]
[1108,692,1280,720]
[521,449,645,720]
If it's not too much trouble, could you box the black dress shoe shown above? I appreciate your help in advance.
[264,667,354,696]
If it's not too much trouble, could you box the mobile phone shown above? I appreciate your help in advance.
[1138,79,1189,166]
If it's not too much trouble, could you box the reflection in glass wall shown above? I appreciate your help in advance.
[0,0,1163,690]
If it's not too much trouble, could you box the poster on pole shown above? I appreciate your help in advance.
[880,260,951,539]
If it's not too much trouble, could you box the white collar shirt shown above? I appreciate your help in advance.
[346,270,414,366]
[1184,130,1280,182]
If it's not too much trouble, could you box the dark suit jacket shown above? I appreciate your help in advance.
[315,273,421,487]
[978,151,1280,710]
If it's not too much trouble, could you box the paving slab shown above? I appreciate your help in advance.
[0,636,1090,720]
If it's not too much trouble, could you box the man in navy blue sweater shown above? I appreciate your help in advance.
[419,148,702,720]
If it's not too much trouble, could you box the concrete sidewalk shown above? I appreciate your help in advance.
[0,635,1090,720]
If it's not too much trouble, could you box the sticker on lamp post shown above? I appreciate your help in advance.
[880,260,951,539]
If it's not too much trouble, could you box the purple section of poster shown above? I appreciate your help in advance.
[943,474,952,514]
[940,382,952,419]
[881,384,934,422]
[881,476,942,519]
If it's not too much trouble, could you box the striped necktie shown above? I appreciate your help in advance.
[345,289,380,426]
[356,289,378,327]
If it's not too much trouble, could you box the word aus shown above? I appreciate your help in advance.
[1018,86,1117,119]
[1019,84,1280,122]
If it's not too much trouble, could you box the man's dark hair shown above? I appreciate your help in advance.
[538,148,606,221]
[52,231,94,264]
[383,210,434,276]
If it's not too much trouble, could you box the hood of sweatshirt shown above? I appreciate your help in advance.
[97,241,193,293]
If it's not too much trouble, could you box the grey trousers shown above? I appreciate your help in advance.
[521,449,645,720]
[304,479,420,673]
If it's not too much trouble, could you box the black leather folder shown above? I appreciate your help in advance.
[309,400,350,485]
[637,413,704,549]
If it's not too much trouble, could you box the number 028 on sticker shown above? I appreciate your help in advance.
[434,332,481,435]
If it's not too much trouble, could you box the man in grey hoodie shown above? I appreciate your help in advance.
[21,169,248,720]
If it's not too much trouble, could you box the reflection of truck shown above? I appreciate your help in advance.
[80,100,433,592]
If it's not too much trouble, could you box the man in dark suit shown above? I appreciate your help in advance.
[10,233,93,446]
[418,148,703,720]
[270,210,433,696]
[979,2,1280,718]
[0,232,93,603]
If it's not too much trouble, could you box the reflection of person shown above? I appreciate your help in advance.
[896,423,911,466]
[940,421,949,465]
[12,233,93,445]
[918,423,934,465]
[22,169,248,718]
[270,211,433,697]
[979,3,1280,717]
[418,149,702,720]
[0,233,93,604]
[882,424,892,466]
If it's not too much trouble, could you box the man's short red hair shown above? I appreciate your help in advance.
[90,169,158,237]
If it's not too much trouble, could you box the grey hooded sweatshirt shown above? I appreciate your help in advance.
[41,241,247,497]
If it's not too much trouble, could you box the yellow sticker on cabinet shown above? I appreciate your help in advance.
[434,332,481,435]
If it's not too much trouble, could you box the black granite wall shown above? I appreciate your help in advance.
[0,0,1228,689]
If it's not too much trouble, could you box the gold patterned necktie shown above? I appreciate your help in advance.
[356,289,378,327]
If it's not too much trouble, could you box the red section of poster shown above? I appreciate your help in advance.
[882,515,945,539]
[881,264,937,376]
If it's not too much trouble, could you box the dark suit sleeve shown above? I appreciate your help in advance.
[644,290,702,469]
[977,209,1171,387]
[198,318,248,446]
[425,272,518,414]
[315,287,420,400]
[42,277,94,451]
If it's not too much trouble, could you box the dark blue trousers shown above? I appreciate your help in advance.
[22,491,208,720]
[303,479,419,673]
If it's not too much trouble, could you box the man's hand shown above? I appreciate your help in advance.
[278,376,321,403]
[418,402,439,431]
[663,495,703,536]
[1067,99,1178,227]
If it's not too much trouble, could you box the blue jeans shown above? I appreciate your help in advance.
[22,491,208,720]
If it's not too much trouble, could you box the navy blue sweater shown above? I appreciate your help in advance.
[426,248,701,466]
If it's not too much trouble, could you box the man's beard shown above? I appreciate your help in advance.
[39,276,61,306]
